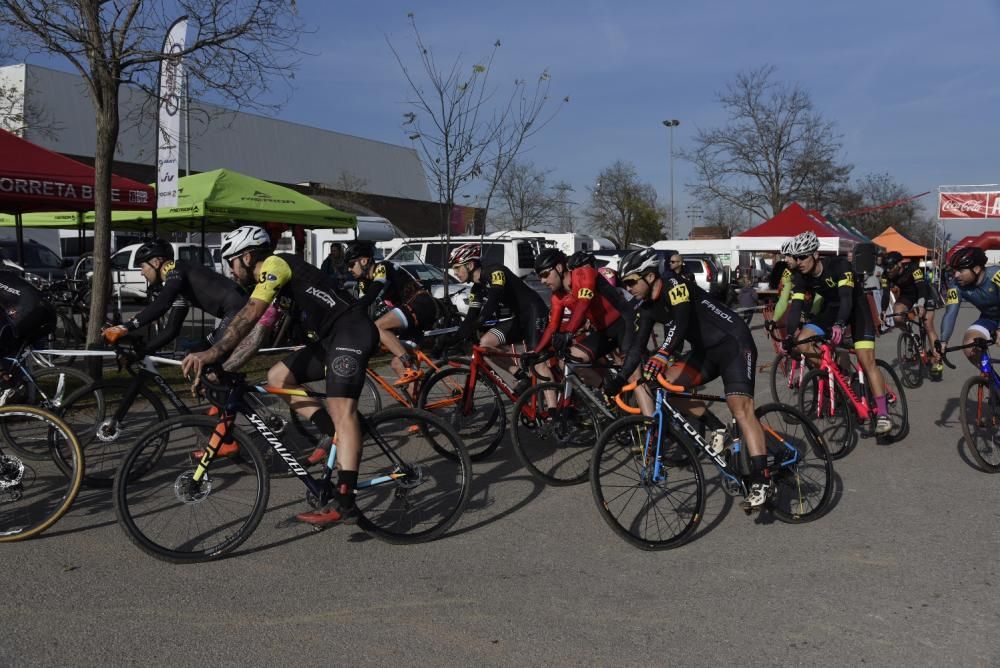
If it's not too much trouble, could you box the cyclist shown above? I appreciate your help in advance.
[880,250,942,376]
[181,225,378,527]
[531,248,626,388]
[936,247,1000,368]
[783,231,893,435]
[449,242,548,391]
[346,241,437,386]
[101,239,251,355]
[604,248,773,509]
[0,268,56,356]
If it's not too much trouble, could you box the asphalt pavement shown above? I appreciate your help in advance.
[4,305,1000,666]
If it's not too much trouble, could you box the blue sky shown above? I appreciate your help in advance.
[20,0,1000,238]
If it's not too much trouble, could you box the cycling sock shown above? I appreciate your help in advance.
[337,470,358,509]
[875,395,888,417]
[310,409,335,437]
[749,455,769,485]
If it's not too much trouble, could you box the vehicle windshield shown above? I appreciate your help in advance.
[401,263,444,282]
[0,244,62,269]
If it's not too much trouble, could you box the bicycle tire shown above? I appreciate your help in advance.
[0,405,83,542]
[511,381,600,486]
[769,352,802,406]
[59,379,169,488]
[355,407,471,543]
[113,414,269,563]
[959,376,1000,473]
[589,414,705,550]
[756,403,833,522]
[47,313,85,366]
[866,360,909,443]
[896,331,923,389]
[417,365,506,461]
[798,368,857,459]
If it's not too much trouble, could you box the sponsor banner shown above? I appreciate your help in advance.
[938,191,1000,219]
[157,17,188,208]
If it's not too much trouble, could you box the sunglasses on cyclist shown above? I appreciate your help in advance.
[621,277,641,288]
[792,253,813,262]
[537,269,553,279]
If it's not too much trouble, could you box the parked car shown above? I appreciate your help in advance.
[385,235,541,278]
[104,242,217,300]
[681,253,731,301]
[0,239,72,281]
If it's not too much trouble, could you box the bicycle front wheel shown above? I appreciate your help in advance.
[798,369,857,459]
[866,360,909,443]
[355,407,471,544]
[418,365,506,460]
[756,403,833,522]
[959,376,1000,473]
[896,331,923,389]
[511,381,600,486]
[0,405,83,542]
[114,414,269,563]
[769,352,803,406]
[590,415,705,550]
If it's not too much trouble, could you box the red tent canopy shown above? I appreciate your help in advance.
[947,232,1000,262]
[737,202,855,241]
[0,128,154,213]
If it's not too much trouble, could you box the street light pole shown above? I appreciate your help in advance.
[662,119,680,239]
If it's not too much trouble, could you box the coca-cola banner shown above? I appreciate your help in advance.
[939,192,1000,219]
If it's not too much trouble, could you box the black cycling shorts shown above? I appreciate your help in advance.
[387,292,436,344]
[671,334,757,397]
[813,301,876,350]
[576,318,626,361]
[1,305,56,356]
[488,304,549,350]
[282,311,379,399]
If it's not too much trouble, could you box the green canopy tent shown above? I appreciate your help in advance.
[0,168,356,231]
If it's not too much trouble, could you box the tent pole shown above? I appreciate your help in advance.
[200,216,206,342]
[14,211,24,273]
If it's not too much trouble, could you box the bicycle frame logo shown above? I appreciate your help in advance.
[246,412,310,477]
[659,394,727,470]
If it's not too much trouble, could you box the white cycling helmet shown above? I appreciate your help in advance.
[788,231,820,256]
[779,239,794,256]
[221,225,271,260]
[618,248,661,279]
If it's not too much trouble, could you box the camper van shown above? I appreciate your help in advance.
[305,216,397,267]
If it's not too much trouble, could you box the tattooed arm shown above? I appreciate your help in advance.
[181,298,269,378]
[222,321,271,371]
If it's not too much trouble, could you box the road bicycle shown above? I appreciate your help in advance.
[589,374,833,550]
[0,405,84,542]
[795,335,909,458]
[58,344,314,487]
[941,338,1000,472]
[113,370,471,563]
[895,307,940,389]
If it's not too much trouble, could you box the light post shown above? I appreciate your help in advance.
[662,119,680,239]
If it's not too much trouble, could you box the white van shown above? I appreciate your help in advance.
[384,235,543,278]
[107,242,215,299]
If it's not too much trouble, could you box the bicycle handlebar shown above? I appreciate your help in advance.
[937,337,991,370]
[613,373,688,414]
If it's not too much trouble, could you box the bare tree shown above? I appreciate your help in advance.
[495,160,554,231]
[331,170,371,209]
[387,13,566,262]
[551,180,575,233]
[0,64,61,138]
[683,65,851,220]
[587,161,663,248]
[701,200,754,237]
[834,172,929,242]
[0,1,302,352]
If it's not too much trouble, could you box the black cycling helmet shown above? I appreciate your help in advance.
[534,248,567,273]
[882,251,904,270]
[566,251,596,270]
[949,246,988,271]
[345,241,376,263]
[135,239,174,264]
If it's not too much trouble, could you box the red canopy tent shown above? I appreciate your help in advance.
[946,232,1000,262]
[734,202,858,252]
[0,127,154,263]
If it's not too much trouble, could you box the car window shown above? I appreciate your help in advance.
[111,251,132,270]
[178,246,213,267]
[517,242,535,269]
[390,244,424,263]
[683,259,703,275]
[23,244,62,269]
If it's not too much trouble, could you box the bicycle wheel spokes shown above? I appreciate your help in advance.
[757,404,833,523]
[590,416,704,550]
[896,332,923,389]
[511,382,599,486]
[798,369,856,459]
[0,406,83,542]
[959,376,1000,473]
[114,415,268,562]
[355,407,470,543]
[769,353,800,406]
[418,367,506,460]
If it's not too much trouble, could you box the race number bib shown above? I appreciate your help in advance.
[373,264,387,280]
[577,288,594,299]
[667,283,689,305]
[490,270,506,286]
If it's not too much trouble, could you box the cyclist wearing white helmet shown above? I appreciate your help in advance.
[607,247,774,510]
[182,224,377,527]
[769,238,823,334]
[784,230,893,435]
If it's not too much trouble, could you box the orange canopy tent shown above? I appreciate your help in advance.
[872,226,928,257]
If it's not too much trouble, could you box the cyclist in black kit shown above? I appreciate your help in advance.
[880,250,941,358]
[102,239,248,352]
[0,269,56,355]
[346,241,437,386]
[182,225,378,527]
[602,248,772,509]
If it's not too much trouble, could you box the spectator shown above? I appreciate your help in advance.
[320,242,348,286]
[668,253,694,283]
[737,273,758,325]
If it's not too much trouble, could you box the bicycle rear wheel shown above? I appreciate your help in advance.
[959,376,1000,473]
[589,415,705,550]
[0,406,83,542]
[355,407,471,543]
[757,403,833,523]
[114,414,269,563]
[511,381,600,486]
[798,369,857,459]
[865,360,909,443]
[896,331,923,389]
[769,352,803,406]
[417,365,506,460]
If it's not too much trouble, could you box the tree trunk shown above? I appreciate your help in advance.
[86,78,121,378]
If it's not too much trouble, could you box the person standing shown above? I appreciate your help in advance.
[320,242,348,286]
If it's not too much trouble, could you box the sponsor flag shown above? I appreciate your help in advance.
[157,17,188,208]
[938,191,1000,219]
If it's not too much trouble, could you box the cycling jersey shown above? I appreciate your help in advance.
[458,264,547,343]
[251,253,358,338]
[940,267,1000,342]
[127,259,248,351]
[773,267,823,323]
[881,262,929,311]
[534,266,622,352]
[786,256,875,347]
[356,261,426,310]
[0,270,55,354]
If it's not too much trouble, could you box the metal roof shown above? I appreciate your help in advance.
[1,63,431,202]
